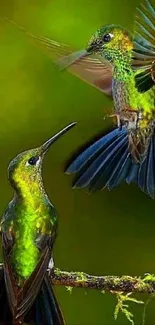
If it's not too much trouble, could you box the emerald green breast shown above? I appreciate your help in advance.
[3,189,57,283]
[11,202,40,280]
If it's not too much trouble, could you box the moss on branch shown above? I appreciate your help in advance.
[0,263,155,294]
[50,268,155,294]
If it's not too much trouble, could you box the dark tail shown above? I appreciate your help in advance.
[0,266,12,325]
[0,270,65,325]
[66,127,155,198]
[32,275,65,325]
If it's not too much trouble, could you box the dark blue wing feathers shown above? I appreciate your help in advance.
[73,133,126,188]
[137,152,149,194]
[108,149,131,190]
[125,164,139,184]
[66,128,125,174]
[66,127,155,198]
[88,138,128,191]
[145,136,154,198]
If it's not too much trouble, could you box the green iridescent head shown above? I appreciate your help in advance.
[8,122,76,192]
[58,24,133,69]
[86,24,133,61]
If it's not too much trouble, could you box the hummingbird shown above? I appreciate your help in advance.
[4,0,155,198]
[0,122,76,325]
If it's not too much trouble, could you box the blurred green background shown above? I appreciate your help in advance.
[0,0,155,324]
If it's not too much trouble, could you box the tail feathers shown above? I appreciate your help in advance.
[66,127,126,174]
[66,127,132,191]
[125,164,139,184]
[33,276,65,325]
[126,135,155,198]
[0,267,12,325]
[66,127,155,198]
[107,148,130,190]
[0,270,65,325]
[88,137,129,191]
[138,135,155,198]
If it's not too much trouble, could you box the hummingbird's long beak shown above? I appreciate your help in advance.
[57,49,90,70]
[41,122,76,154]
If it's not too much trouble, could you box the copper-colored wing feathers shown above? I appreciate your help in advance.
[5,18,113,97]
[66,55,113,96]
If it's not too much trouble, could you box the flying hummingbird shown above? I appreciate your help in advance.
[0,122,76,325]
[4,0,155,198]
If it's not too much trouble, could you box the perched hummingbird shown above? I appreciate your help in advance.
[0,122,76,325]
[5,0,155,198]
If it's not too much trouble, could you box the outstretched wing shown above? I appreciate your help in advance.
[5,18,113,97]
[61,54,113,96]
[132,0,155,92]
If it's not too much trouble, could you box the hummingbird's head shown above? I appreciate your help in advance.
[8,148,42,191]
[58,24,133,70]
[86,24,133,62]
[8,122,76,193]
[86,25,133,62]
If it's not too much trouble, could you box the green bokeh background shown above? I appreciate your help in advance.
[0,0,155,324]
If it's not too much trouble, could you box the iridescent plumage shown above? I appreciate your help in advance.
[0,123,76,325]
[5,0,155,198]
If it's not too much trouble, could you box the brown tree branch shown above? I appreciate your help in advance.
[50,268,155,294]
[1,263,155,294]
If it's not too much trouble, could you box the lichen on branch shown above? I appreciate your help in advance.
[0,263,155,293]
[50,268,155,294]
[1,263,155,324]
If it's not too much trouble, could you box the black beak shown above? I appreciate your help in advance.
[41,122,76,154]
[56,49,90,70]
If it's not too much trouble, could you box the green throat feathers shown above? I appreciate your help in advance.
[1,122,76,283]
[7,151,57,280]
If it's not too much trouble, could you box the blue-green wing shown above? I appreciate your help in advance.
[132,0,155,92]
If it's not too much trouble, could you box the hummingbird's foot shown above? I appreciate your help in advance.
[118,109,140,131]
[124,109,145,130]
[103,110,141,131]
[47,257,54,275]
[126,111,139,130]
[106,113,123,129]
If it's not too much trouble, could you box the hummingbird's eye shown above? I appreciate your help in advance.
[103,33,112,43]
[27,156,39,166]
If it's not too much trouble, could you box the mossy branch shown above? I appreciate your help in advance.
[50,268,155,294]
[1,263,155,293]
